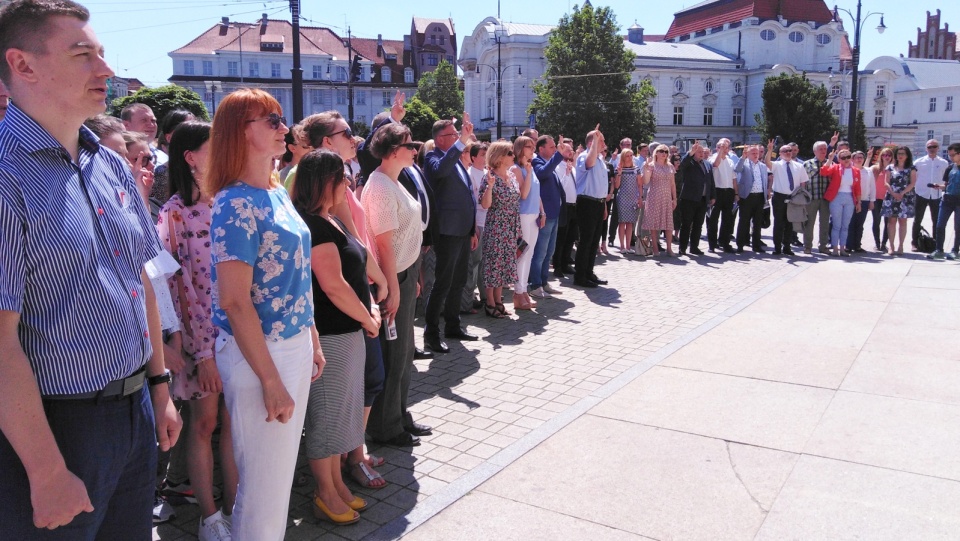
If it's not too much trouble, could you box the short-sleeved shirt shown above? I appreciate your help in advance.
[302,214,370,335]
[575,151,609,198]
[211,182,314,341]
[361,171,422,272]
[913,155,949,199]
[770,160,808,195]
[0,103,163,395]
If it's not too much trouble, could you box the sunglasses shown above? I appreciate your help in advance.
[137,154,154,165]
[655,150,669,154]
[246,113,285,130]
[839,156,852,161]
[395,142,421,151]
[927,146,939,150]
[507,151,514,156]
[327,127,354,140]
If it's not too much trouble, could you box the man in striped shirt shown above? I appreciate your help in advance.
[0,1,181,538]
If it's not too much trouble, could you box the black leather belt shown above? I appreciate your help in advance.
[578,195,605,202]
[44,367,146,401]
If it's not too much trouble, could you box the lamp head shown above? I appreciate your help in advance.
[877,15,886,34]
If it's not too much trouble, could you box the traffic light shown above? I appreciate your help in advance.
[351,56,362,82]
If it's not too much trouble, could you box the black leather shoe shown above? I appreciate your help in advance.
[783,248,796,256]
[414,347,434,360]
[561,265,576,274]
[445,328,478,341]
[424,335,449,353]
[553,269,566,279]
[373,432,420,447]
[690,248,705,256]
[736,246,744,254]
[752,246,766,253]
[723,245,736,254]
[588,275,608,285]
[573,278,598,288]
[405,422,433,436]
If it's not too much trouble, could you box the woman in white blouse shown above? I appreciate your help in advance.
[359,123,424,447]
[848,149,877,253]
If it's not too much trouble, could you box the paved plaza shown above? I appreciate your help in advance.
[156,228,960,540]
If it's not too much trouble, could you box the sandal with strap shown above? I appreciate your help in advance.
[348,461,387,490]
[495,302,512,316]
[484,303,506,318]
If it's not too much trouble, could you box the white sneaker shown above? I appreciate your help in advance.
[152,493,175,524]
[530,287,552,299]
[543,284,563,295]
[199,510,232,541]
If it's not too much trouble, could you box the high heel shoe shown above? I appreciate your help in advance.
[484,303,505,318]
[345,496,368,512]
[495,302,512,316]
[525,293,537,308]
[313,495,360,525]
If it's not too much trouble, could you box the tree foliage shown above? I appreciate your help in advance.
[403,96,440,143]
[415,60,463,121]
[850,110,867,153]
[754,73,838,155]
[529,3,656,146]
[111,84,210,122]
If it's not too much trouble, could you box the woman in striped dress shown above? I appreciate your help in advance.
[293,150,382,525]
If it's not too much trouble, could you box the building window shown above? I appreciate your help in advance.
[312,65,322,79]
[927,130,935,140]
[183,60,194,75]
[788,31,804,43]
[447,55,454,64]
[248,62,259,77]
[734,80,743,94]
[310,89,323,104]
[427,54,438,66]
[381,66,392,83]
[382,91,391,106]
[760,29,776,41]
[816,33,832,45]
[947,96,954,111]
[876,84,885,98]
[486,97,494,119]
[227,61,238,77]
[439,35,445,45]
[336,66,347,81]
[944,135,951,147]
[831,84,842,97]
[930,97,937,112]
[705,80,714,93]
[271,63,281,78]
[892,101,896,114]
[202,60,213,76]
[732,107,743,127]
[703,107,713,126]
[833,108,842,118]
[404,67,414,83]
[336,89,347,105]
[874,109,884,128]
[673,106,684,125]
[430,35,436,45]
[674,79,684,93]
[355,91,366,105]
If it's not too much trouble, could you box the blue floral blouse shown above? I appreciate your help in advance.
[211,182,314,341]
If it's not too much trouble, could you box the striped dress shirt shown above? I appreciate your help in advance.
[0,103,162,395]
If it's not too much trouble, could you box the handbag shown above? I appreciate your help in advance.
[917,227,936,253]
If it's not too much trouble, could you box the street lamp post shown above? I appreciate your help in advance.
[289,0,304,122]
[833,2,886,141]
[475,61,522,140]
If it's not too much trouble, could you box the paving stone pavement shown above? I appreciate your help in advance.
[154,228,955,540]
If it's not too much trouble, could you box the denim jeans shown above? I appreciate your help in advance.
[0,387,156,540]
[530,217,559,289]
[829,192,855,248]
[936,194,960,252]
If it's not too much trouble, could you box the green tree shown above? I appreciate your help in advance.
[402,96,439,142]
[754,73,838,155]
[529,3,656,145]
[849,110,867,152]
[111,84,210,122]
[415,60,463,121]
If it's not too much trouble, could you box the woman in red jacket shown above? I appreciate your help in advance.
[820,148,862,257]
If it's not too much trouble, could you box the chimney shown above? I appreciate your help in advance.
[628,21,644,44]
[377,33,384,57]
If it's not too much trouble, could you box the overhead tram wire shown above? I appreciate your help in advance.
[99,5,287,35]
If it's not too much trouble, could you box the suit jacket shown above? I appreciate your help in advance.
[398,164,437,247]
[679,152,717,202]
[734,157,771,200]
[819,162,862,203]
[424,145,476,237]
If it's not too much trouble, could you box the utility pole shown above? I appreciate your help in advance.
[289,0,304,122]
[347,27,354,126]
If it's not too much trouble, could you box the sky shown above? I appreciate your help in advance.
[83,0,956,87]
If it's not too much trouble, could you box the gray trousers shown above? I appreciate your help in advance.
[368,256,421,441]
[803,198,831,250]
[461,226,484,310]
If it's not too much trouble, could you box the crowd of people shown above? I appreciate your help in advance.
[3,1,960,541]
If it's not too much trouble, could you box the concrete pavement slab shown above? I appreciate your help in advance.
[804,391,960,480]
[480,415,797,541]
[588,366,835,452]
[840,345,960,405]
[756,455,960,540]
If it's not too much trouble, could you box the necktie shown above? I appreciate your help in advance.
[786,164,795,191]
[409,167,428,224]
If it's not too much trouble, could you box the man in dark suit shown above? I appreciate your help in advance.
[421,115,479,353]
[677,141,716,255]
[733,144,771,253]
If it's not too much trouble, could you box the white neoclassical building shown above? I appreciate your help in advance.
[459,0,905,151]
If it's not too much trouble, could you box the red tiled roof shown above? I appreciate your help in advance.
[172,19,353,59]
[350,37,411,83]
[665,0,834,40]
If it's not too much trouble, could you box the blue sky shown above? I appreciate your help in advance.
[84,0,954,87]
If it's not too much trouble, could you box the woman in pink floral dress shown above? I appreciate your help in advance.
[641,144,678,257]
[157,121,237,539]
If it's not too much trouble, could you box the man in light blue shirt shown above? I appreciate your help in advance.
[573,126,609,287]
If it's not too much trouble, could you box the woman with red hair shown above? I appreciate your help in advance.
[208,89,325,540]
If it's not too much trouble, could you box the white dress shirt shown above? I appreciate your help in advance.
[913,154,949,199]
[709,153,736,189]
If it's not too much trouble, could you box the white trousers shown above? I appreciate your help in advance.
[516,213,540,293]
[217,329,313,541]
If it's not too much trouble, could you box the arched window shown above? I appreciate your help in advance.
[704,80,714,93]
[674,79,684,93]
[816,33,832,45]
[734,80,743,94]
[760,29,776,41]
[788,31,805,43]
[381,66,392,83]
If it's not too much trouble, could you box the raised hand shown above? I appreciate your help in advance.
[830,131,840,147]
[459,112,474,143]
[391,90,406,122]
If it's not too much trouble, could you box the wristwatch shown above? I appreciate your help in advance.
[147,369,172,386]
